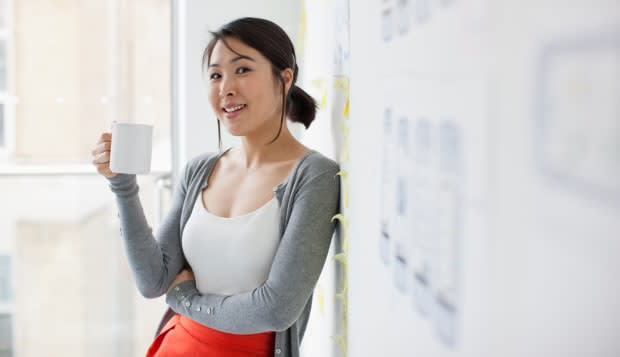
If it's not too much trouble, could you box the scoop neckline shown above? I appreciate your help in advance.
[203,147,316,191]
[197,148,316,219]
[196,194,278,220]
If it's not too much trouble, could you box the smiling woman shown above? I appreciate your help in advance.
[92,17,340,357]
[203,17,317,149]
[206,36,289,140]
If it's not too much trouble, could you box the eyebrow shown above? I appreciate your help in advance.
[209,55,255,68]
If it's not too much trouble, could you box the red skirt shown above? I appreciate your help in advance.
[146,314,275,357]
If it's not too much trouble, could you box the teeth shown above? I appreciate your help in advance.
[224,104,245,113]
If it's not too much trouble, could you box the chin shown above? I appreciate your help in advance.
[221,123,247,137]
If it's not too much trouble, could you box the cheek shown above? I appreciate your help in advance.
[259,81,283,110]
[272,80,285,105]
[207,87,220,112]
[253,74,282,104]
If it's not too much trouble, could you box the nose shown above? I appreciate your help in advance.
[219,76,236,97]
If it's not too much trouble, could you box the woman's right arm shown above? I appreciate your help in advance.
[92,132,188,298]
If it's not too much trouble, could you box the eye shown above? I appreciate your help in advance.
[209,72,221,80]
[236,67,250,74]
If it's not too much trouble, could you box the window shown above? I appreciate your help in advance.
[0,256,10,303]
[0,0,4,29]
[0,314,12,357]
[0,1,172,356]
[0,256,11,357]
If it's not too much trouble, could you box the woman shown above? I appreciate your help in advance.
[91,17,340,357]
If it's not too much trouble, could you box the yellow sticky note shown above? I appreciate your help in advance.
[334,77,349,91]
[331,334,347,356]
[338,123,349,136]
[310,78,323,88]
[334,252,348,268]
[310,78,328,109]
[334,77,350,119]
[340,147,349,163]
[295,0,307,53]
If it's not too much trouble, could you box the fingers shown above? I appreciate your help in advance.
[98,132,112,143]
[92,131,117,178]
[91,133,111,164]
[90,140,111,156]
[92,151,111,174]
[93,132,112,154]
[92,151,110,165]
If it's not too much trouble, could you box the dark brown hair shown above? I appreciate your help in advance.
[202,17,317,149]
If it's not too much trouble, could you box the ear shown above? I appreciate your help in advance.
[281,68,294,93]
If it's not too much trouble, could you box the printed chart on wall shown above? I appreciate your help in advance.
[535,31,620,206]
[377,0,490,351]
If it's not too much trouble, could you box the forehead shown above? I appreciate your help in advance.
[209,36,265,64]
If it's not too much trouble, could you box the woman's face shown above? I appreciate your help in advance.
[206,37,287,138]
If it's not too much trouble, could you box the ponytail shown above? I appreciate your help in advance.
[267,82,317,145]
[286,85,317,129]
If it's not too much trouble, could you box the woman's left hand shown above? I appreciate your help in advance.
[167,269,195,293]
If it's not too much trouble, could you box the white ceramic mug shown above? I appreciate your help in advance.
[110,122,153,174]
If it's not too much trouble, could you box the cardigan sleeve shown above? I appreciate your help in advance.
[165,162,341,333]
[107,162,192,299]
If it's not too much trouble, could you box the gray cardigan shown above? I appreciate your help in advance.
[107,149,340,357]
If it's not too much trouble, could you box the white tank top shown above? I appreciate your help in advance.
[182,193,281,295]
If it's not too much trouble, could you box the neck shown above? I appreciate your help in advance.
[235,124,298,170]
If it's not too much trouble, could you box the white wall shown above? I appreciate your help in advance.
[348,0,619,357]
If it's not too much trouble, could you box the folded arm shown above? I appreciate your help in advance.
[108,166,191,298]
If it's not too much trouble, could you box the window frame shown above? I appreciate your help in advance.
[0,2,15,356]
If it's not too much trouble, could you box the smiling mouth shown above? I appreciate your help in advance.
[223,104,246,113]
